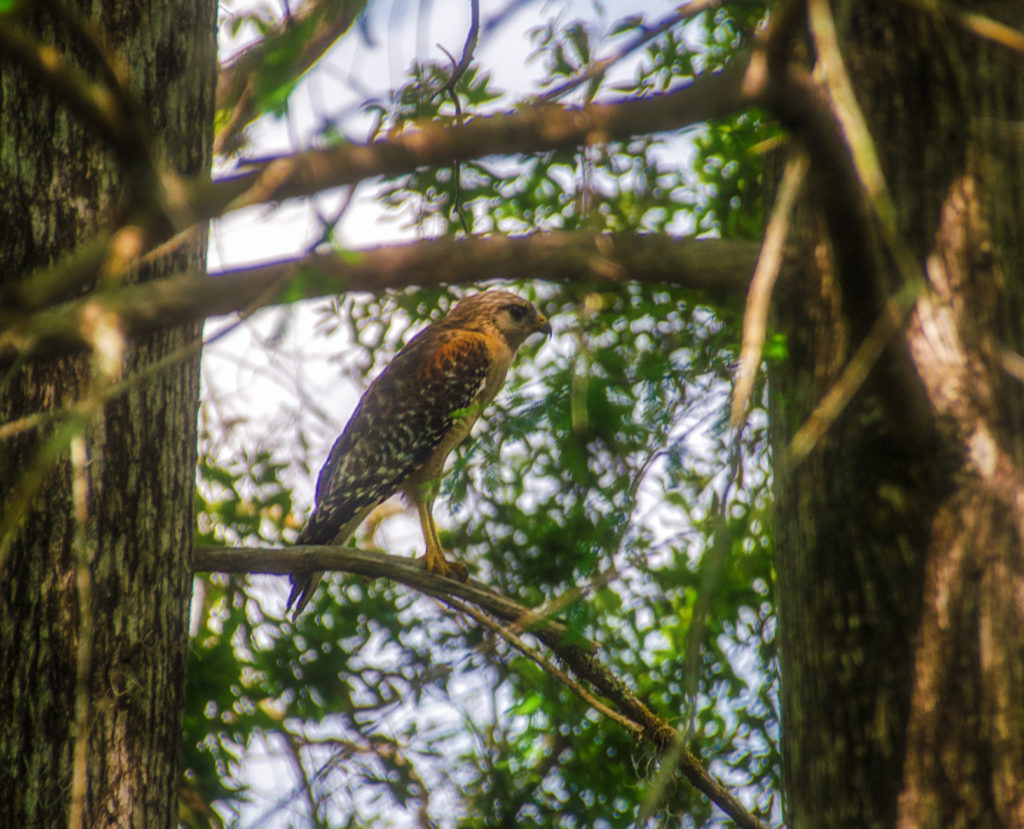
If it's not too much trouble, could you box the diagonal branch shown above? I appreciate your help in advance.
[898,0,1024,55]
[437,0,480,96]
[195,544,768,829]
[731,151,808,427]
[442,593,643,736]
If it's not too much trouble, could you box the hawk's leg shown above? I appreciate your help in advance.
[413,495,468,582]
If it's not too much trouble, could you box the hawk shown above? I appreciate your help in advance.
[288,290,551,618]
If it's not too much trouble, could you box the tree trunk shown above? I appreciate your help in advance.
[770,2,1024,827]
[0,3,215,827]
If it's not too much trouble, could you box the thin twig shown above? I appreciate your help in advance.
[787,283,919,464]
[435,0,480,235]
[808,0,888,217]
[537,1,723,103]
[307,185,359,252]
[215,0,368,155]
[508,567,618,639]
[437,0,480,97]
[279,732,322,829]
[445,594,644,736]
[640,408,749,823]
[1001,349,1024,384]
[807,0,926,296]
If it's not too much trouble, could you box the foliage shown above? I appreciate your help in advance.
[186,2,779,827]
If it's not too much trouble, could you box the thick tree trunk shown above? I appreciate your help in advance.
[0,3,215,827]
[770,2,1024,827]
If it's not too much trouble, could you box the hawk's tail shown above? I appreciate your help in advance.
[289,508,362,619]
[286,572,322,621]
[288,520,327,620]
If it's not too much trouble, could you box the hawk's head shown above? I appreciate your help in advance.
[446,290,551,350]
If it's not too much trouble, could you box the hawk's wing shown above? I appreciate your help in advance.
[296,328,490,546]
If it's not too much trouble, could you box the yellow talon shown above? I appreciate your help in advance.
[415,496,469,582]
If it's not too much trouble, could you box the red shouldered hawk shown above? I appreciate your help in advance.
[288,290,551,618]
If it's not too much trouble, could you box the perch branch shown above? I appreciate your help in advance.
[195,544,591,652]
[196,544,768,829]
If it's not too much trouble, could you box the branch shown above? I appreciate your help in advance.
[67,433,95,829]
[0,233,760,366]
[195,544,768,829]
[11,52,758,308]
[215,0,369,156]
[193,56,753,219]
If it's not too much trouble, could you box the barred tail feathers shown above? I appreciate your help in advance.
[287,505,371,620]
[286,572,322,620]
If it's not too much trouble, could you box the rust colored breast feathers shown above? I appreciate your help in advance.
[288,290,550,617]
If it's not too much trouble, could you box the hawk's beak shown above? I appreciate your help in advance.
[535,314,552,337]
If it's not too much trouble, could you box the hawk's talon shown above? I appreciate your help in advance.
[417,552,469,583]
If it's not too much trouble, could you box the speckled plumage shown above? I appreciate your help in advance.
[288,290,550,617]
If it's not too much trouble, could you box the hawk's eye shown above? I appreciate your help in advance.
[507,303,529,322]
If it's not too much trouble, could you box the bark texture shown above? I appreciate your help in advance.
[0,3,215,827]
[770,2,1024,827]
